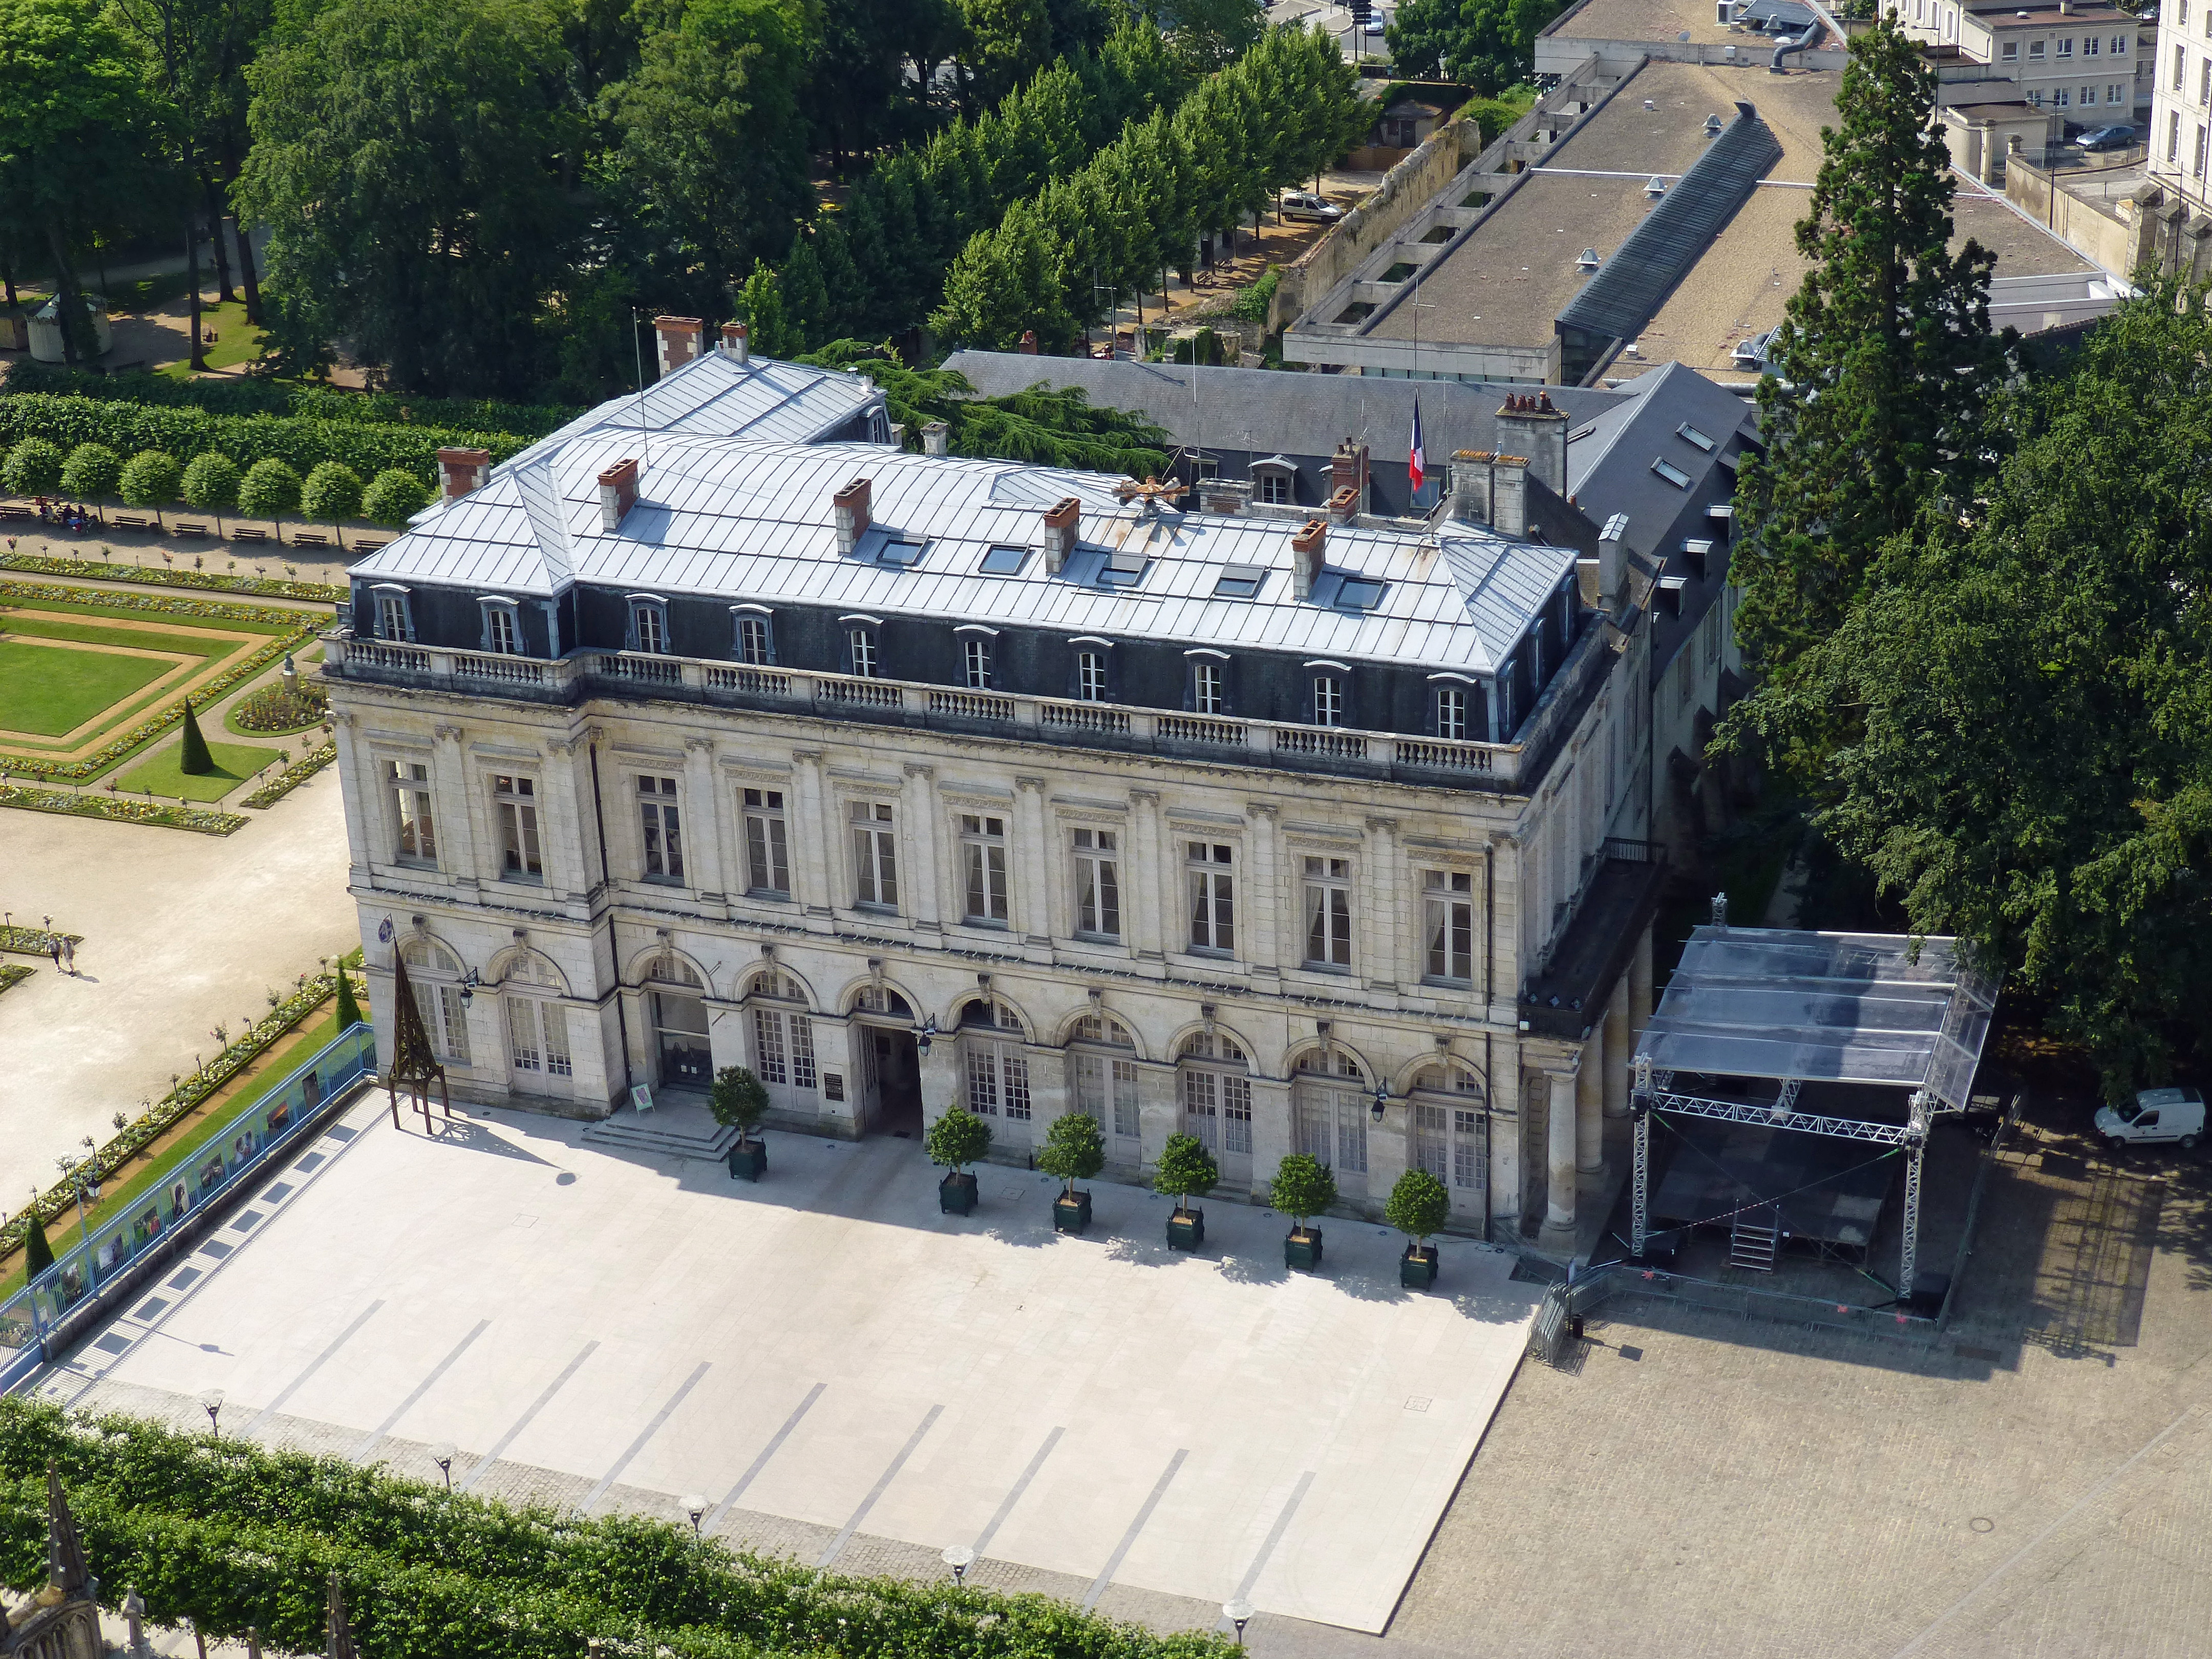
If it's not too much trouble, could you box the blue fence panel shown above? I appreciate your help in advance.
[0,1023,375,1377]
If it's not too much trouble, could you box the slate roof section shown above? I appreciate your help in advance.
[1555,100,1785,345]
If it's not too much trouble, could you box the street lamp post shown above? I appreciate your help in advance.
[684,1494,709,1538]
[199,1388,225,1441]
[1223,1600,1254,1647]
[941,1545,974,1589]
[430,1442,456,1491]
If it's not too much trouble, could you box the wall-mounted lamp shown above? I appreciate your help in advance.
[1370,1082,1389,1123]
[916,1015,940,1056]
[458,967,481,1006]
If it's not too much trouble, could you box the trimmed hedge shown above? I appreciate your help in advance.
[0,394,532,491]
[0,1400,1237,1659]
[240,739,336,808]
[0,361,582,438]
[0,552,345,603]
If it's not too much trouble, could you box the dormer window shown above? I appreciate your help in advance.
[1309,666,1347,727]
[1070,636,1113,702]
[845,620,881,678]
[478,597,521,655]
[731,606,774,664]
[627,594,670,654]
[371,584,414,643]
[1434,684,1469,740]
[958,626,996,689]
[1185,649,1229,715]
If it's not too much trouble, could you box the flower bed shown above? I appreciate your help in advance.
[0,966,29,997]
[240,740,336,809]
[229,680,328,734]
[0,784,245,835]
[0,924,80,958]
[0,972,342,1265]
[0,551,346,604]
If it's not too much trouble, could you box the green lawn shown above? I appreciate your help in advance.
[1,597,294,637]
[0,639,177,735]
[116,736,284,802]
[154,300,267,377]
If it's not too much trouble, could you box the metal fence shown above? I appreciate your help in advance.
[0,1023,376,1391]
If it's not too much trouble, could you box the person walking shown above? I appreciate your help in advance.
[61,938,76,975]
[48,938,61,971]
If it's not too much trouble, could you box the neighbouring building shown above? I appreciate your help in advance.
[322,322,1676,1249]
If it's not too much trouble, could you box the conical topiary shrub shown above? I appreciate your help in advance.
[177,700,214,775]
[23,1209,53,1278]
[334,967,363,1030]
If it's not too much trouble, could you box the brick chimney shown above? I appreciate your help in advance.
[834,477,873,555]
[654,316,703,376]
[719,320,749,364]
[1291,518,1326,599]
[1326,484,1360,525]
[1019,330,1039,355]
[437,447,492,501]
[1041,496,1080,572]
[1448,450,1493,525]
[1330,438,1370,513]
[597,457,639,531]
[1492,455,1529,538]
[922,420,951,456]
[1493,391,1568,496]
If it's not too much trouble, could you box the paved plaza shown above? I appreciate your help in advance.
[46,1091,1540,1635]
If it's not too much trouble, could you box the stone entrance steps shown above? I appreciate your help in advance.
[581,1097,736,1161]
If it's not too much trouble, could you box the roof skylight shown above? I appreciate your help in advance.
[1651,459,1692,489]
[1337,577,1387,610]
[979,545,1030,575]
[878,538,926,567]
[1676,421,1716,452]
[1213,565,1267,598]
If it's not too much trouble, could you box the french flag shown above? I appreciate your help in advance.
[1408,397,1426,493]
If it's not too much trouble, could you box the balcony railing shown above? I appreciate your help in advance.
[324,633,1542,790]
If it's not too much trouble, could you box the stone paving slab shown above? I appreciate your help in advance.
[46,1092,1540,1634]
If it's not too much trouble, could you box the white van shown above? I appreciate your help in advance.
[2094,1087,2205,1151]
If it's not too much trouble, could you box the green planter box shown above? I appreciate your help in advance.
[1400,1244,1438,1288]
[1285,1228,1324,1271]
[1054,1190,1093,1233]
[940,1171,979,1215]
[1167,1208,1205,1250]
[727,1139,767,1182]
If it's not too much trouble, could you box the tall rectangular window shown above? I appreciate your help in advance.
[736,614,771,664]
[2174,42,2184,89]
[1303,856,1353,968]
[742,788,790,896]
[1077,649,1108,701]
[375,592,411,642]
[963,636,993,689]
[1072,827,1120,937]
[849,627,878,677]
[1256,471,1290,505]
[637,775,684,881]
[633,603,667,654]
[1193,660,1225,714]
[961,814,1009,924]
[1075,1055,1143,1138]
[1424,869,1476,983]
[752,1006,787,1084]
[850,801,898,907]
[1221,1072,1252,1153]
[415,980,470,1065]
[1187,841,1235,952]
[484,606,518,654]
[1435,686,1468,740]
[389,760,436,864]
[966,1042,1029,1119]
[494,775,542,881]
[1312,674,1344,727]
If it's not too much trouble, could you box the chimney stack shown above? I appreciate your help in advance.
[1492,391,1568,496]
[1291,518,1327,599]
[597,457,640,531]
[719,321,750,364]
[833,477,873,555]
[1041,496,1080,572]
[922,420,951,456]
[1329,438,1370,514]
[1448,450,1493,525]
[437,447,492,501]
[1578,513,1631,610]
[1326,484,1360,525]
[654,316,704,377]
[1492,455,1529,538]
[1019,330,1039,355]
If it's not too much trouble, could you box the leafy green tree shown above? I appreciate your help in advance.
[1386,0,1565,94]
[301,460,363,530]
[22,1209,53,1278]
[1269,1152,1336,1237]
[600,0,816,314]
[1037,1110,1106,1197]
[926,1102,993,1174]
[0,0,159,365]
[59,443,122,501]
[239,456,302,521]
[1729,15,2010,749]
[1386,1167,1451,1251]
[177,698,214,774]
[807,0,962,172]
[1152,1131,1217,1215]
[1146,0,1264,72]
[959,0,1052,109]
[1758,280,2212,1095]
[182,451,241,526]
[237,0,581,395]
[361,467,428,526]
[708,1064,769,1142]
[3,437,63,495]
[733,261,800,358]
[333,965,364,1029]
[120,449,182,520]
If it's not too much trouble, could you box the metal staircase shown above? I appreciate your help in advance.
[1729,1207,1780,1272]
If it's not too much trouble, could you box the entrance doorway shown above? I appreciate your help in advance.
[653,991,712,1090]
[864,1026,923,1136]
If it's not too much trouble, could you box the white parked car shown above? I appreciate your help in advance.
[1280,190,1345,224]
[2094,1086,2205,1150]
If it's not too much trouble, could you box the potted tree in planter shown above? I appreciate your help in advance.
[1271,1153,1337,1271]
[928,1103,992,1214]
[1155,1132,1218,1250]
[1387,1167,1451,1288]
[711,1065,770,1181]
[1039,1111,1106,1233]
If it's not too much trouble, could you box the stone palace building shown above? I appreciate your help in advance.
[323,320,1680,1247]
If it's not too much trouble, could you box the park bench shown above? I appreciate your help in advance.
[352,539,389,553]
[230,526,269,543]
[291,531,331,548]
[0,504,30,521]
[174,523,209,538]
[111,514,157,530]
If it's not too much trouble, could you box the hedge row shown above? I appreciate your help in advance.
[240,739,336,809]
[0,1400,1235,1659]
[0,362,581,439]
[0,783,246,837]
[0,394,533,488]
[0,972,337,1265]
[0,552,346,603]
